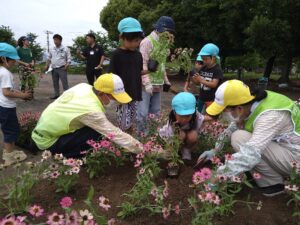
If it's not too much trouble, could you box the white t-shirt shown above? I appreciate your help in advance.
[0,66,16,108]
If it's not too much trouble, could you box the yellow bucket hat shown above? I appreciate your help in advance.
[94,73,132,104]
[207,80,255,116]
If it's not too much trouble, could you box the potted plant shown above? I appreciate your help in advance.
[165,131,183,177]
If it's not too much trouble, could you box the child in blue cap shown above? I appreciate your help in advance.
[192,43,223,113]
[0,43,32,166]
[108,17,144,131]
[159,92,211,161]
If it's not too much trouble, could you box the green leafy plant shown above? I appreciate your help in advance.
[168,47,194,74]
[85,138,126,179]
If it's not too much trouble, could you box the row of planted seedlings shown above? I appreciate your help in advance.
[1,111,300,225]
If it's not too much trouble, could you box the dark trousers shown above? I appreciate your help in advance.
[52,67,69,97]
[31,127,102,158]
[0,106,20,143]
[86,68,102,85]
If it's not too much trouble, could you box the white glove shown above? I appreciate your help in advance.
[195,149,216,168]
[145,83,153,95]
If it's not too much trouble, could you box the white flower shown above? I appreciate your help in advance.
[42,150,52,160]
[79,209,93,222]
[71,166,80,174]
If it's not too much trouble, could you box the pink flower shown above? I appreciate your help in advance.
[150,187,158,198]
[252,172,261,180]
[217,175,228,182]
[29,204,44,217]
[50,171,60,179]
[99,196,111,211]
[162,207,170,219]
[139,168,145,175]
[174,204,180,215]
[92,142,101,151]
[60,197,73,208]
[107,218,116,225]
[211,156,221,165]
[148,114,156,119]
[231,176,241,183]
[71,166,80,174]
[0,216,21,225]
[192,168,212,184]
[47,212,64,225]
[115,150,121,157]
[136,153,145,159]
[86,139,95,145]
[101,140,111,148]
[66,210,80,225]
[106,133,116,140]
[134,159,142,168]
[198,192,220,205]
[63,158,77,167]
[225,153,234,161]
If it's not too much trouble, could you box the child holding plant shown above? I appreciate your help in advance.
[0,43,32,166]
[108,17,144,131]
[192,43,223,113]
[159,92,211,161]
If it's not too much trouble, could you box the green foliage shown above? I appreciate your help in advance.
[0,25,16,45]
[225,53,264,71]
[27,33,43,61]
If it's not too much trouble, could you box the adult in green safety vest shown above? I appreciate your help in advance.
[137,16,175,134]
[197,80,300,197]
[31,73,146,158]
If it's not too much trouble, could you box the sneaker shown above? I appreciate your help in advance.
[260,184,284,197]
[181,147,191,161]
[2,150,27,166]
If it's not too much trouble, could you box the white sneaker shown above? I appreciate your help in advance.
[181,147,191,160]
[2,150,27,166]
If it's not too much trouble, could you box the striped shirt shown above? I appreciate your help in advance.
[215,105,300,177]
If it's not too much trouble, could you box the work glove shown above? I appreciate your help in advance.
[195,149,216,168]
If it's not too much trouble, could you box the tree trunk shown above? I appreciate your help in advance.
[263,55,276,78]
[278,56,293,83]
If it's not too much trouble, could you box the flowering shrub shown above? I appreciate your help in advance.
[0,187,112,225]
[16,111,40,148]
[41,153,82,193]
[168,47,194,74]
[189,163,261,225]
[285,161,300,221]
[84,137,126,179]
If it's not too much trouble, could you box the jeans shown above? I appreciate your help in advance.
[137,90,161,134]
[52,67,69,97]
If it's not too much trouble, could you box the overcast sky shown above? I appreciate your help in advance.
[0,0,109,49]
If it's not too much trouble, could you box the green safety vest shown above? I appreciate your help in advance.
[148,35,166,85]
[32,83,105,149]
[245,91,300,136]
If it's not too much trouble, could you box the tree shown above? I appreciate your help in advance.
[69,30,118,60]
[26,33,43,61]
[0,25,16,45]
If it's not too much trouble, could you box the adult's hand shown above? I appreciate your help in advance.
[21,90,33,100]
[195,149,216,168]
[64,64,69,71]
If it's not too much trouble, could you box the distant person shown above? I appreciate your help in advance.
[0,43,32,166]
[44,34,71,99]
[77,33,105,85]
[108,17,144,131]
[17,36,35,92]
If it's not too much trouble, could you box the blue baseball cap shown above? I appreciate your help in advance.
[199,43,219,56]
[153,16,175,33]
[118,17,143,33]
[0,42,20,60]
[172,92,196,115]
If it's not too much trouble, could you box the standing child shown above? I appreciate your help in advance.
[159,92,211,161]
[0,43,32,166]
[192,43,223,113]
[137,16,175,134]
[108,17,144,131]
